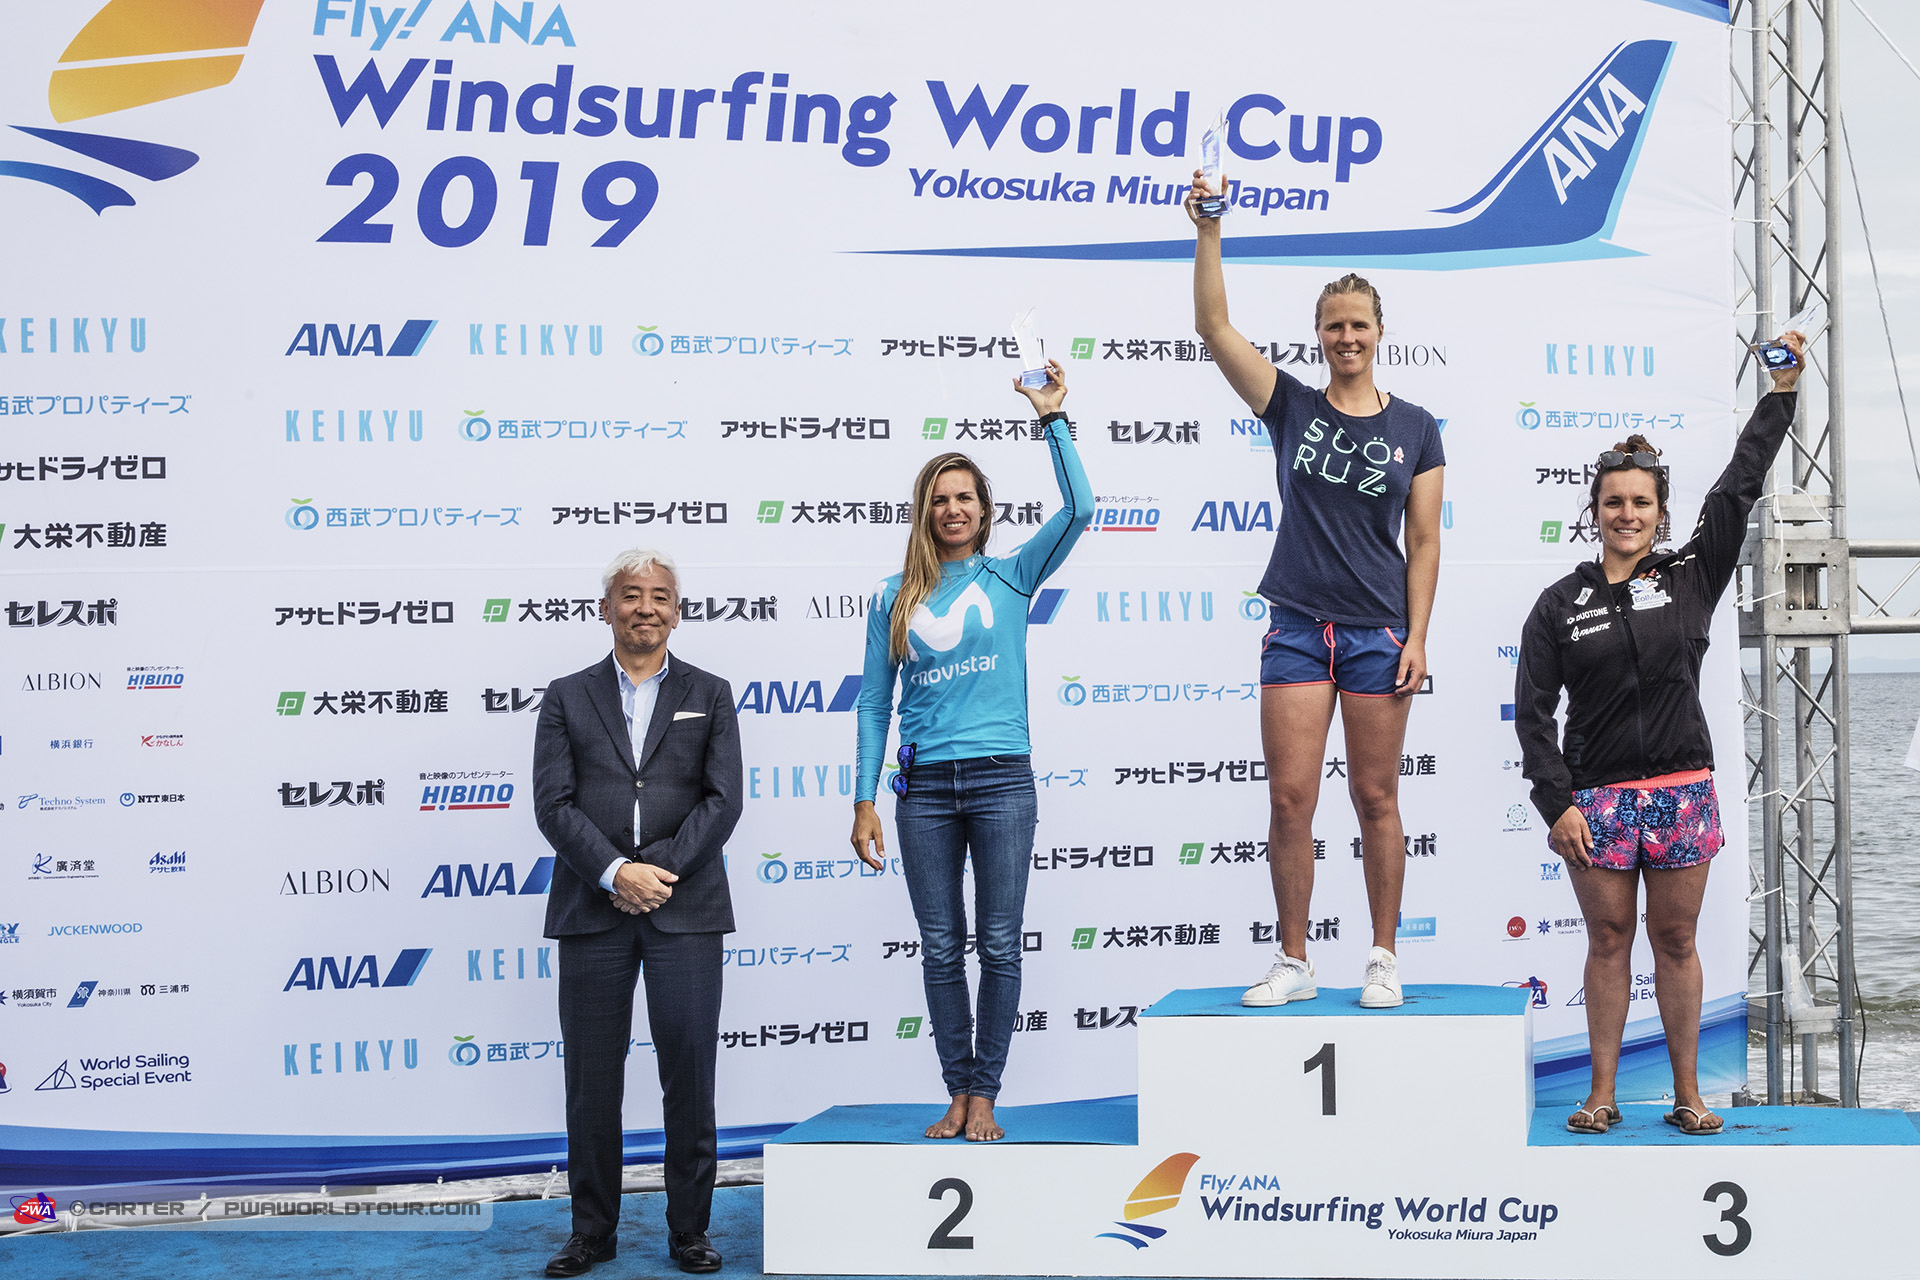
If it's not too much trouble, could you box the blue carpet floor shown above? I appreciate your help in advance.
[1529,1102,1920,1146]
[1143,984,1527,1018]
[774,1094,1136,1146]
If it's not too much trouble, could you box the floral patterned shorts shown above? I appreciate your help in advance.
[1570,776,1723,871]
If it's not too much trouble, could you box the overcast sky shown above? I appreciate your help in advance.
[1810,2,1920,664]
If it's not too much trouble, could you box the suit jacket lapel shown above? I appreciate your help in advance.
[636,660,692,772]
[586,656,636,775]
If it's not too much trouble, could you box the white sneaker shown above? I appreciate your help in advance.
[1360,946,1402,1008]
[1242,953,1316,1007]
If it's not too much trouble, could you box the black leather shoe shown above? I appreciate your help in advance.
[545,1231,616,1277]
[668,1230,723,1274]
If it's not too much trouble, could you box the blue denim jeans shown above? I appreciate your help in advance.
[894,753,1037,1101]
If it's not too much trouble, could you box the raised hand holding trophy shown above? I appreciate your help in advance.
[1195,108,1229,218]
[1012,306,1049,389]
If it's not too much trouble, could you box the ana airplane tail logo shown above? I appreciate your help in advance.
[886,40,1674,271]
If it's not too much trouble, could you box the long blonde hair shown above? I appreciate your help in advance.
[890,452,994,663]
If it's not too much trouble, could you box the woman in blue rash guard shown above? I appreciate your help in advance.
[849,359,1091,1143]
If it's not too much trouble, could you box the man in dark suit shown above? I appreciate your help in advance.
[534,548,743,1277]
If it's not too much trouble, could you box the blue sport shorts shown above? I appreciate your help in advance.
[1260,601,1407,697]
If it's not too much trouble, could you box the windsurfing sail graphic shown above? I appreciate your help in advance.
[1122,1151,1201,1219]
[2,0,265,211]
[49,0,268,122]
[1095,1151,1203,1249]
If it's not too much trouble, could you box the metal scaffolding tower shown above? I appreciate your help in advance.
[1732,0,1920,1108]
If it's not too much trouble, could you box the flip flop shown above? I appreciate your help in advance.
[1566,1104,1620,1134]
[1664,1105,1723,1135]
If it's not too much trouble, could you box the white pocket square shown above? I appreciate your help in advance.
[672,711,706,721]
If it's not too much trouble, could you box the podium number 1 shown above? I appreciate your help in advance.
[1303,1042,1336,1115]
[928,1177,974,1250]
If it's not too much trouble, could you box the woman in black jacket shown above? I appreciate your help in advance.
[1515,331,1804,1136]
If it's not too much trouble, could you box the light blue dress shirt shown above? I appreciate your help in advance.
[601,653,669,891]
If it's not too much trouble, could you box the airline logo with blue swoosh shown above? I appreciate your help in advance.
[879,41,1674,272]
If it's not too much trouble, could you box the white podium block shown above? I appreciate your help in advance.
[764,985,1920,1278]
[1137,985,1535,1154]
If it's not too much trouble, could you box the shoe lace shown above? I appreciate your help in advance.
[1263,952,1304,982]
[1366,955,1394,987]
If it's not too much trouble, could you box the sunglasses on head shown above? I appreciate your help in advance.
[1597,450,1666,473]
[889,742,917,796]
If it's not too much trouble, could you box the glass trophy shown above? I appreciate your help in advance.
[1750,298,1825,370]
[1195,109,1229,218]
[1012,306,1048,389]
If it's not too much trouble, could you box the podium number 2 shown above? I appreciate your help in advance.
[928,1178,974,1250]
[1702,1181,1751,1256]
[1303,1042,1336,1115]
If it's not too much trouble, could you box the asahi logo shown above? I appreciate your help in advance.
[20,671,101,692]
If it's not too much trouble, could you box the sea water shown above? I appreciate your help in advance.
[1743,671,1920,1108]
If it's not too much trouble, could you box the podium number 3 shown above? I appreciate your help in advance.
[1702,1181,1751,1256]
[928,1177,974,1250]
[1303,1042,1336,1115]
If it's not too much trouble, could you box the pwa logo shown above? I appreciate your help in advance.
[420,859,555,897]
[734,676,860,715]
[1189,501,1274,532]
[11,1193,56,1225]
[0,0,269,215]
[1085,505,1160,533]
[285,320,438,357]
[1096,1152,1201,1248]
[419,782,515,811]
[1503,976,1550,1009]
[283,949,432,991]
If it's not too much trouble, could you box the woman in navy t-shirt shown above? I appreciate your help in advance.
[1186,175,1445,1010]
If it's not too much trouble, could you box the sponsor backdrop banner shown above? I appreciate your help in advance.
[1,0,1741,1187]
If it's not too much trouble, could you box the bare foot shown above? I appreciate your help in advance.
[964,1095,1003,1142]
[925,1096,967,1139]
